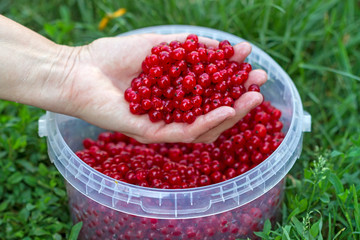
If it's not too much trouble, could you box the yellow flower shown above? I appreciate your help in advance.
[98,8,126,30]
[109,8,126,18]
[98,17,110,31]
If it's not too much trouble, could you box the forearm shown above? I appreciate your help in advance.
[0,15,78,111]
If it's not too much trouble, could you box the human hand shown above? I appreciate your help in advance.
[0,15,266,143]
[59,34,267,143]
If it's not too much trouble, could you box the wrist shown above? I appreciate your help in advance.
[27,44,83,113]
[0,15,84,114]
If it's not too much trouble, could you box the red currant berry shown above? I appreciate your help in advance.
[186,34,199,42]
[253,123,267,138]
[183,111,196,124]
[138,86,151,99]
[173,89,185,101]
[169,65,182,78]
[157,75,171,89]
[198,175,211,186]
[129,102,142,114]
[191,95,202,108]
[183,75,196,91]
[219,40,231,48]
[248,84,260,92]
[124,88,136,102]
[180,98,193,112]
[240,62,252,72]
[170,47,186,60]
[215,49,225,60]
[210,171,223,183]
[141,99,153,111]
[149,66,163,78]
[183,39,197,52]
[186,51,200,64]
[205,63,218,75]
[169,40,182,49]
[148,110,163,122]
[223,45,234,58]
[198,73,211,87]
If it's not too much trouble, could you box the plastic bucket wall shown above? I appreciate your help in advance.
[39,25,311,239]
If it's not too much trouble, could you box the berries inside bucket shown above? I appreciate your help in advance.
[73,100,285,239]
[124,34,257,124]
[76,101,284,189]
[68,179,283,240]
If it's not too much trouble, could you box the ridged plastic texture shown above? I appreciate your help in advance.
[39,25,311,219]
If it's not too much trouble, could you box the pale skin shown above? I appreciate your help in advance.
[0,15,267,143]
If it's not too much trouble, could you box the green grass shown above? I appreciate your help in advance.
[1,0,360,239]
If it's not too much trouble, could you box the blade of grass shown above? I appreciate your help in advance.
[332,228,346,240]
[352,185,360,233]
[299,63,360,82]
[259,0,272,47]
[68,222,83,240]
[328,213,332,240]
[336,193,356,240]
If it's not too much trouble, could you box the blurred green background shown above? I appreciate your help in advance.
[1,0,360,239]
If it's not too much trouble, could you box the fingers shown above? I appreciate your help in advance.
[245,69,268,88]
[147,106,236,143]
[181,106,236,141]
[143,33,220,48]
[145,33,188,46]
[197,36,220,48]
[193,91,263,143]
[110,91,263,144]
[230,42,252,63]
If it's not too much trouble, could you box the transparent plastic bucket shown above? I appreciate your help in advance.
[38,25,311,240]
